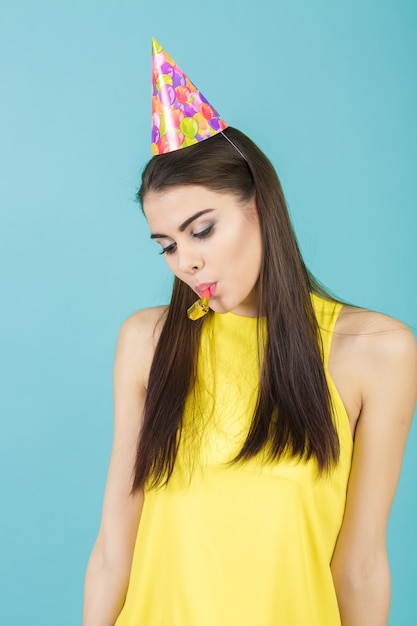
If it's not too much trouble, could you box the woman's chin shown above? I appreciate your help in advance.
[209,301,249,317]
[208,298,231,314]
[208,303,227,314]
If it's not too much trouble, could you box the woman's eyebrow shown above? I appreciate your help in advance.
[150,208,215,239]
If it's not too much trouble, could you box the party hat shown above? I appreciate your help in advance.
[151,38,228,155]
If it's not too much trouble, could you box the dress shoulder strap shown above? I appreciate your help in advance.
[310,293,343,368]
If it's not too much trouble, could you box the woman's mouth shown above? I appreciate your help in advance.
[195,282,217,297]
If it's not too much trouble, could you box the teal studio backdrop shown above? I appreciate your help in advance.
[1,0,416,623]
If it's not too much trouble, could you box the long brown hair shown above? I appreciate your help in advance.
[133,127,339,490]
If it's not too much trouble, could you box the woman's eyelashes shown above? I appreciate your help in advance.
[159,243,176,256]
[159,224,215,256]
[193,224,214,239]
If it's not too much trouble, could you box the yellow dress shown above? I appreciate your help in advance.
[115,295,353,626]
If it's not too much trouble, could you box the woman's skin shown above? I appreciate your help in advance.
[83,186,417,626]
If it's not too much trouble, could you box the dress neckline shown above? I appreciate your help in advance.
[212,310,260,324]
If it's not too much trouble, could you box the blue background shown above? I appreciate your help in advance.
[1,1,416,623]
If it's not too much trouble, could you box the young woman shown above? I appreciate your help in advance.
[83,127,417,626]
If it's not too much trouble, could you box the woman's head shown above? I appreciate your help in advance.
[143,185,262,317]
[139,127,311,316]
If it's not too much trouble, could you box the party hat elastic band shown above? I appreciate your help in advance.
[151,38,228,155]
[220,131,248,163]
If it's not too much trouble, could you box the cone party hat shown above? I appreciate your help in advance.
[151,38,228,155]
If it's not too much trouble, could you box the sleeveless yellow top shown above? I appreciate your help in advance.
[116,295,353,626]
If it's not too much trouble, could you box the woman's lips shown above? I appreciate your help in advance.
[195,282,217,297]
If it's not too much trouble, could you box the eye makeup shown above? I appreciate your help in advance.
[159,243,176,256]
[193,224,214,239]
[158,222,215,255]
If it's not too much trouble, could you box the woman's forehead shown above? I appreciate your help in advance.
[144,185,254,215]
[144,188,224,233]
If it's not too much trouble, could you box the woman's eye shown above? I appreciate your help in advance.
[193,225,213,239]
[160,243,176,256]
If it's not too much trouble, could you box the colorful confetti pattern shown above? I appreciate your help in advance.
[151,38,228,155]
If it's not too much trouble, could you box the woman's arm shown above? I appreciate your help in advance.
[83,307,164,626]
[331,316,417,626]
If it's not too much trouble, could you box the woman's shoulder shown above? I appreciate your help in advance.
[120,305,168,339]
[115,306,168,389]
[336,304,416,355]
[330,304,417,434]
[335,304,417,396]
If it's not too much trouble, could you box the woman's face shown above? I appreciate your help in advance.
[143,185,263,317]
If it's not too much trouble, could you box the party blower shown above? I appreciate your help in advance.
[187,289,211,321]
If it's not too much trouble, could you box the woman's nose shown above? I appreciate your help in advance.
[177,245,203,274]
